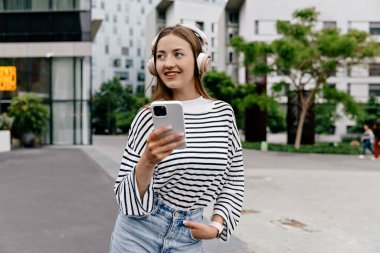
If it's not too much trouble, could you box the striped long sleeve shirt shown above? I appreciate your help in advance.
[114,97,244,241]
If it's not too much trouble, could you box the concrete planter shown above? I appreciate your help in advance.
[0,130,11,152]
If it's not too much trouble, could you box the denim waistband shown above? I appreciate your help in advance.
[153,197,203,220]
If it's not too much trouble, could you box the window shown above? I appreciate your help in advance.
[369,84,380,96]
[129,40,133,47]
[137,48,141,57]
[129,28,133,36]
[113,15,117,23]
[137,72,145,82]
[211,37,215,47]
[115,71,128,81]
[211,23,214,33]
[105,45,109,54]
[369,63,380,76]
[141,6,144,14]
[141,60,145,69]
[370,22,380,35]
[126,59,133,68]
[228,12,238,23]
[347,83,351,95]
[323,21,337,29]
[229,52,233,63]
[105,14,109,22]
[196,21,204,31]
[100,1,104,9]
[121,47,128,56]
[254,20,259,35]
[113,58,121,67]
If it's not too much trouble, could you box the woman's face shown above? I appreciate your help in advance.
[155,34,196,98]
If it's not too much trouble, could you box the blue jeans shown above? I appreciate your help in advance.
[362,140,374,155]
[110,197,205,253]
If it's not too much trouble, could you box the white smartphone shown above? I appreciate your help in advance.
[151,101,187,149]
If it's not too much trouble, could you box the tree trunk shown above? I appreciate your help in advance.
[294,105,308,149]
[287,90,315,147]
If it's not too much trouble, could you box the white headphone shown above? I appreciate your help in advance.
[147,24,212,76]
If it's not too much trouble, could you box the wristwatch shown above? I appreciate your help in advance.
[209,221,224,236]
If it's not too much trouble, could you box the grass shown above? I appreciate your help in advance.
[242,141,362,155]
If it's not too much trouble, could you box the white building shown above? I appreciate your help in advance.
[146,0,380,138]
[91,0,160,93]
[232,0,380,137]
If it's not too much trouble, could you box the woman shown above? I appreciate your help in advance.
[110,24,244,252]
[358,124,375,160]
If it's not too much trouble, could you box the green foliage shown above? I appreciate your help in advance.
[92,78,148,134]
[315,103,336,134]
[8,93,49,137]
[268,105,286,133]
[243,141,361,154]
[0,113,14,130]
[354,94,380,130]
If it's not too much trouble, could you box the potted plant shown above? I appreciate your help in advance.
[0,113,13,152]
[8,93,49,147]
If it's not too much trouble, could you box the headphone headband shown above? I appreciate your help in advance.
[151,24,209,53]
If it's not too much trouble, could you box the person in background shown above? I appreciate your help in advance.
[358,124,375,160]
[109,24,244,253]
[373,122,380,159]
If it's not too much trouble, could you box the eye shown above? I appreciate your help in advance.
[175,52,184,58]
[156,53,166,60]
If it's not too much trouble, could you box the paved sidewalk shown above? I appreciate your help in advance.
[88,135,380,253]
[1,135,379,253]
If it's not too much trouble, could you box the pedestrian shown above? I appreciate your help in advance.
[358,123,375,160]
[373,122,380,159]
[109,24,244,253]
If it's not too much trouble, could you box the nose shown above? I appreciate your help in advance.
[164,55,175,68]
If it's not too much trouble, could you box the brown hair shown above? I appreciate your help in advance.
[150,24,212,101]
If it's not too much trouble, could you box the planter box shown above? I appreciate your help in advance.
[0,130,11,152]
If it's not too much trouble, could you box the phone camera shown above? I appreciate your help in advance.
[153,106,167,117]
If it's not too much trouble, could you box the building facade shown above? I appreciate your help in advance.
[147,0,380,138]
[91,0,160,93]
[0,0,92,145]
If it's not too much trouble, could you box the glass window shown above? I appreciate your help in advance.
[323,21,337,29]
[370,22,380,35]
[126,59,133,68]
[52,102,74,144]
[369,63,380,76]
[114,71,128,81]
[137,72,144,82]
[121,47,128,56]
[52,58,74,100]
[369,84,380,96]
[196,21,204,31]
[113,58,121,68]
[254,20,259,34]
[31,0,50,10]
[141,60,145,70]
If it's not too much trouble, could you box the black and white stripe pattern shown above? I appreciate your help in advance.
[114,99,244,241]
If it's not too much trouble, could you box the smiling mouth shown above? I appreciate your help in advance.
[165,71,180,77]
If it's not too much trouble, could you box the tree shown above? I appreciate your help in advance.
[231,37,272,142]
[92,78,148,134]
[357,94,380,128]
[233,7,380,149]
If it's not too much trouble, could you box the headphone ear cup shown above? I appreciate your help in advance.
[196,52,212,74]
[147,56,157,76]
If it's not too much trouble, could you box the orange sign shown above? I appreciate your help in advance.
[0,66,17,91]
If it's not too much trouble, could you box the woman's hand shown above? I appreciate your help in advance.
[183,221,219,240]
[136,126,185,198]
[141,126,185,166]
